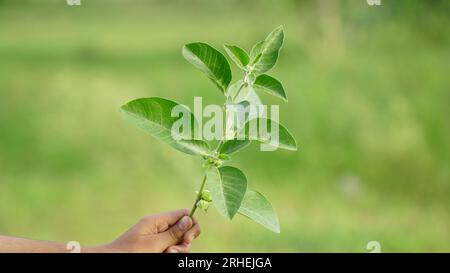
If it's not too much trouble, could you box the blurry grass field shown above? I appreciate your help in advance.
[0,0,449,252]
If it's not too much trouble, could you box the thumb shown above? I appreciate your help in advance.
[159,216,193,246]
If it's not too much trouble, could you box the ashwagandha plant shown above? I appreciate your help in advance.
[120,26,297,233]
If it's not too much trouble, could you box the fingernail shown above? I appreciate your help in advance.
[177,216,191,231]
[168,248,178,253]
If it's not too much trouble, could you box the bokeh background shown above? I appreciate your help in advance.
[0,0,449,252]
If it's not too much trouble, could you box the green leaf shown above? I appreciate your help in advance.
[261,26,284,53]
[243,118,297,151]
[220,139,251,155]
[207,166,247,219]
[239,189,280,233]
[218,153,231,162]
[250,26,284,74]
[253,74,287,101]
[224,45,250,69]
[177,139,212,156]
[182,42,232,93]
[120,97,211,156]
[249,40,264,63]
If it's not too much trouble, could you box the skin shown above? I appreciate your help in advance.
[0,209,201,253]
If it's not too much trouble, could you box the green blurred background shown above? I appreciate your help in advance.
[0,0,449,252]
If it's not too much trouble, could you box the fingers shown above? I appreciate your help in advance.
[157,209,190,226]
[183,218,201,244]
[165,243,191,253]
[141,209,189,233]
[140,210,200,252]
[158,216,193,246]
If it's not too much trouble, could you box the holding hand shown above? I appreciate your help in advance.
[104,209,200,253]
[0,209,201,253]
[99,209,201,253]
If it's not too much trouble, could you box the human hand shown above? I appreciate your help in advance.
[95,209,201,253]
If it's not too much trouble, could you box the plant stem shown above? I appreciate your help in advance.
[188,174,207,217]
[189,85,244,218]
[231,82,246,102]
[215,139,225,153]
[189,138,226,218]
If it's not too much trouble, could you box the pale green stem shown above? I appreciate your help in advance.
[215,139,226,153]
[189,79,246,218]
[189,138,228,217]
[231,81,246,102]
[189,174,207,217]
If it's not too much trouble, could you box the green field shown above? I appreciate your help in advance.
[0,0,449,252]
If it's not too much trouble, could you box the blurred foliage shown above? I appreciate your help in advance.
[0,0,449,252]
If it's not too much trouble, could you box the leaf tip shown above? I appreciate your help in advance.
[272,25,284,35]
[290,140,299,151]
[119,103,131,115]
[228,213,237,220]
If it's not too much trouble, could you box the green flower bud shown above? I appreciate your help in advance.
[200,190,213,202]
[196,199,211,212]
[202,157,216,168]
[213,159,223,167]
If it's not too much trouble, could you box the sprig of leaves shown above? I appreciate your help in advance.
[120,26,297,234]
[182,42,232,93]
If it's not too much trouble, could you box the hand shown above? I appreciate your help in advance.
[97,209,201,253]
[0,209,200,253]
